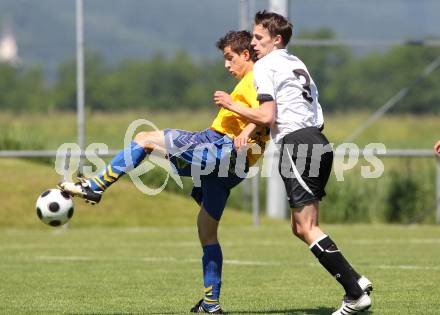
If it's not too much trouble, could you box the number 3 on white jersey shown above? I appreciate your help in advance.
[293,69,313,104]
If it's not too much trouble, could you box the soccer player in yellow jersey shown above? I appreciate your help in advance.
[59,30,268,314]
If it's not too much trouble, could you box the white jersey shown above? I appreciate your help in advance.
[253,49,324,143]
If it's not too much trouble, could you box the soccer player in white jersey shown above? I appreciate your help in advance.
[214,11,372,314]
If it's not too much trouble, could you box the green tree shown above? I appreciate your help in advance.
[326,44,440,113]
[290,28,352,112]
[54,51,107,110]
[0,64,48,112]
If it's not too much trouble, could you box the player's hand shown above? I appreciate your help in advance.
[434,140,440,155]
[214,91,233,109]
[234,134,248,151]
[234,127,252,151]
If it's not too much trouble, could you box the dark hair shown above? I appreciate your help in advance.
[216,30,257,62]
[254,10,293,46]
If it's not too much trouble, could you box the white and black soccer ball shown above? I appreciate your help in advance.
[36,189,74,227]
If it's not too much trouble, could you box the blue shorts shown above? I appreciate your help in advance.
[190,175,243,221]
[164,128,246,221]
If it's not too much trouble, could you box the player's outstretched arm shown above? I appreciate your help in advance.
[214,90,276,126]
[434,140,440,155]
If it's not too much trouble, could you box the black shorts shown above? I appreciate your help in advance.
[278,127,333,208]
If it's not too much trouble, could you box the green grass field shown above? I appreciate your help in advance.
[1,225,440,314]
[1,159,440,314]
[1,111,440,314]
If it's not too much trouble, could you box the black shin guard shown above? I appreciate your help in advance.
[310,235,363,299]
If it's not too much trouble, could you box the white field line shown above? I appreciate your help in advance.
[33,255,439,270]
[32,255,279,266]
[350,239,440,244]
[142,257,281,266]
[143,239,440,246]
[223,259,282,266]
[118,226,292,236]
[306,262,440,271]
[35,255,92,261]
[123,227,195,233]
[6,239,438,251]
[376,264,440,271]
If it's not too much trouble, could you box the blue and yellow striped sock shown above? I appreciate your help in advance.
[88,141,147,192]
[202,243,222,308]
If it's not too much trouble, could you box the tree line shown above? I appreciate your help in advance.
[2,29,440,114]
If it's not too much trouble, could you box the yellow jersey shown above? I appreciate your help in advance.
[210,71,269,166]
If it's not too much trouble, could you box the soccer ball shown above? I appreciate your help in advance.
[36,188,74,227]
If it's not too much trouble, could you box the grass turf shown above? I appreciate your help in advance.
[1,224,440,314]
[2,159,440,314]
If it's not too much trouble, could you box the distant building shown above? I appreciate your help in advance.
[0,23,20,65]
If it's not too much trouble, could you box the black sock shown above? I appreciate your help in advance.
[310,235,364,299]
[351,268,361,281]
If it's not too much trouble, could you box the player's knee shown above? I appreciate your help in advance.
[198,227,218,245]
[291,222,310,241]
[197,222,218,245]
[134,131,154,150]
[291,224,304,239]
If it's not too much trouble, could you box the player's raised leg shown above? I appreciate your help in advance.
[58,130,165,204]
